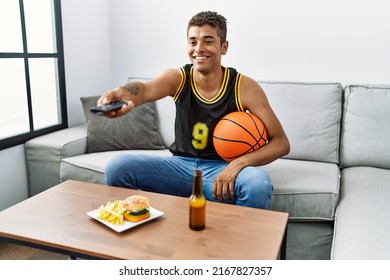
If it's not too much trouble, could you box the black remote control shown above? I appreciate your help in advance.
[90,100,127,115]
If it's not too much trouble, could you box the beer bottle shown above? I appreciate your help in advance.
[189,169,206,230]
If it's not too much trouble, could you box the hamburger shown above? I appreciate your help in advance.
[122,195,150,222]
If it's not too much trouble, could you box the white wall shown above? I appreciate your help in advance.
[110,0,390,86]
[62,0,112,127]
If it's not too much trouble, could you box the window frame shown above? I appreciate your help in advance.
[0,0,67,151]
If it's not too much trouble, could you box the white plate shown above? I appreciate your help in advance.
[87,207,164,233]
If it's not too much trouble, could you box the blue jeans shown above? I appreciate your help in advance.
[105,154,273,209]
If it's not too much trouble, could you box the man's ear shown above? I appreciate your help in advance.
[221,41,229,55]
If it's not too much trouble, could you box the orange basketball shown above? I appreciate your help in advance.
[213,111,268,162]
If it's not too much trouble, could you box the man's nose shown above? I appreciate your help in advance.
[195,42,205,52]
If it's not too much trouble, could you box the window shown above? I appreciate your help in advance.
[0,0,67,150]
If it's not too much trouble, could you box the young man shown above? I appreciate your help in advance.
[98,11,290,209]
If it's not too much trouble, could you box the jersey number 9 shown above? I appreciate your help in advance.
[192,122,208,150]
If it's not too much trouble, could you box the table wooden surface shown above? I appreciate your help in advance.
[0,180,288,260]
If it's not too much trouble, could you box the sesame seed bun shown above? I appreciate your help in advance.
[123,195,150,211]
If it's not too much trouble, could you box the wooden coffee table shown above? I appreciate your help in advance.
[0,180,288,260]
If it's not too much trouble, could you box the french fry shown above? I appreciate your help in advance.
[97,200,125,225]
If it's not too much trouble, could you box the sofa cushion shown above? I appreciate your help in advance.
[81,96,165,153]
[259,82,343,164]
[331,167,390,259]
[263,158,340,221]
[127,77,176,148]
[340,85,390,169]
[155,97,175,148]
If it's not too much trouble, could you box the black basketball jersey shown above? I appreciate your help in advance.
[169,64,244,159]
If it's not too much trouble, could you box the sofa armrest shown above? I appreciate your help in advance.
[25,124,87,196]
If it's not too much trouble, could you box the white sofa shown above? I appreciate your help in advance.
[24,81,390,260]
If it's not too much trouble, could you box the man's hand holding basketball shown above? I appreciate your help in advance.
[97,87,134,118]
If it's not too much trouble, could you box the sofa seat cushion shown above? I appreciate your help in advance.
[60,149,172,185]
[263,158,340,221]
[331,167,390,260]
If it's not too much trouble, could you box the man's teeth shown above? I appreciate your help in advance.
[195,56,208,60]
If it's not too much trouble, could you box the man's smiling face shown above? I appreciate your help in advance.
[187,24,228,74]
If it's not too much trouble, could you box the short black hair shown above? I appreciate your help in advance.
[188,11,227,44]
